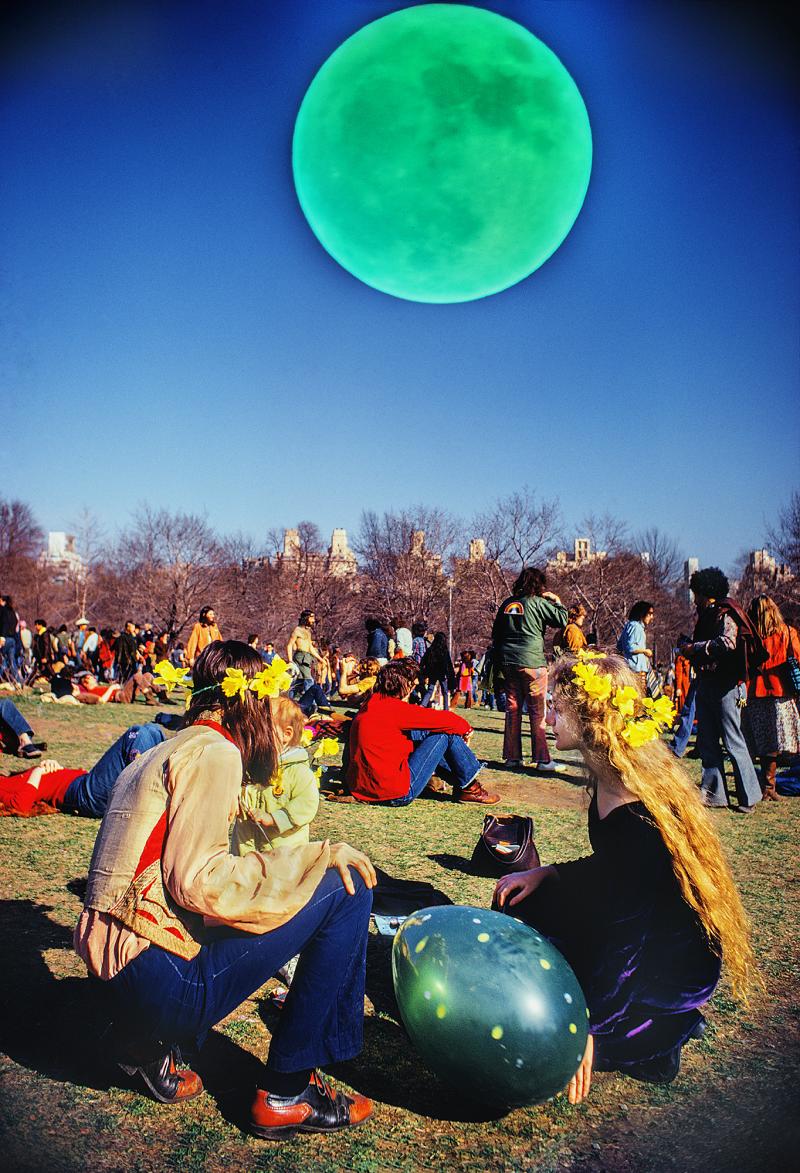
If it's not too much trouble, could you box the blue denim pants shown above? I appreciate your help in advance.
[386,729,482,806]
[695,679,762,808]
[62,723,165,818]
[671,682,697,758]
[0,698,33,743]
[106,869,371,1074]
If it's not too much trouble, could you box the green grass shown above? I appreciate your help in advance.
[1,697,799,1171]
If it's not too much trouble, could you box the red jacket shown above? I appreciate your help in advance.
[748,625,800,699]
[347,694,471,802]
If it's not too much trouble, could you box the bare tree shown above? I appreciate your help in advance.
[634,526,684,593]
[108,506,225,638]
[766,490,800,574]
[354,506,461,625]
[474,488,562,594]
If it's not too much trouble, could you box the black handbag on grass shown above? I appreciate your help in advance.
[471,814,540,877]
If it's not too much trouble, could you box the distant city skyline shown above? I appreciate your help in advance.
[3,1,798,573]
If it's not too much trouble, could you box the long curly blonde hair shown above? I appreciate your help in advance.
[551,654,758,1002]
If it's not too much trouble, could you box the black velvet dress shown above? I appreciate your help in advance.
[515,795,721,1082]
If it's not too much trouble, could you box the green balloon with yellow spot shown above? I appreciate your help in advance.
[392,904,588,1108]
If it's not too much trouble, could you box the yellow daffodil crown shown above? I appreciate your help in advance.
[571,652,676,748]
[153,655,294,709]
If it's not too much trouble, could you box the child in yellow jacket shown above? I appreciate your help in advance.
[231,696,320,856]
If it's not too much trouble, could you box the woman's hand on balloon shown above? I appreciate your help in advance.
[329,842,377,894]
[494,865,556,908]
[566,1034,593,1105]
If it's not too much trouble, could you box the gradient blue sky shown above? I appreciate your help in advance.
[2,0,798,571]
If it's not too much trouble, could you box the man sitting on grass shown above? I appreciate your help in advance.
[347,658,499,806]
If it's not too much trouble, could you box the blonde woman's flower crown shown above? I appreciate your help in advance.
[153,656,294,708]
[571,651,676,748]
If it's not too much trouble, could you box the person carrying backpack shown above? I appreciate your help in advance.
[678,568,766,813]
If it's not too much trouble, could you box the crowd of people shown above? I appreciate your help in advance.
[1,563,798,1140]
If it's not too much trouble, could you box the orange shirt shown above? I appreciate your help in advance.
[749,625,800,699]
[186,622,222,664]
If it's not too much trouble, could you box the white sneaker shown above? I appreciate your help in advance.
[535,760,558,772]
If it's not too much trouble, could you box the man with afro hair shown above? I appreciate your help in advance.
[679,567,764,812]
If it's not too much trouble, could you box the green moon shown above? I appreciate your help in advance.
[292,4,592,303]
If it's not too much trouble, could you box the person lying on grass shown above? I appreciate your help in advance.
[495,653,756,1104]
[0,723,166,817]
[74,639,376,1140]
[346,657,499,805]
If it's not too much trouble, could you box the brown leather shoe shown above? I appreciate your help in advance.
[250,1071,373,1139]
[118,1047,204,1104]
[457,781,501,805]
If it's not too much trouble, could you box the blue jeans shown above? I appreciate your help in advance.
[671,682,697,757]
[386,730,482,806]
[0,641,21,682]
[63,723,166,817]
[695,679,762,808]
[421,680,449,709]
[106,869,371,1074]
[0,698,33,744]
[296,684,330,716]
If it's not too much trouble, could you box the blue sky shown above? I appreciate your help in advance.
[2,0,798,571]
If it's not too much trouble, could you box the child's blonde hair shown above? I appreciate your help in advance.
[270,695,306,748]
[551,653,758,1002]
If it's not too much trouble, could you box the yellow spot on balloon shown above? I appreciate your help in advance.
[586,1007,591,1018]
[491,1025,503,1040]
[477,932,490,943]
[540,959,551,970]
[436,1004,447,1019]
[415,937,428,953]
[569,1023,577,1034]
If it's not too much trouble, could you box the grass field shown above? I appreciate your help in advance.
[1,697,799,1172]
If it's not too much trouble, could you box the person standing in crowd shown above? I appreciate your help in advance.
[492,567,568,771]
[393,616,413,658]
[33,619,55,677]
[55,623,73,664]
[364,618,389,665]
[185,606,222,668]
[115,620,140,682]
[452,650,476,709]
[81,625,100,673]
[18,620,33,673]
[410,621,428,664]
[745,594,800,802]
[419,631,457,710]
[563,604,589,655]
[262,641,276,665]
[0,594,21,681]
[616,601,655,691]
[73,618,90,665]
[679,568,764,813]
[287,610,322,692]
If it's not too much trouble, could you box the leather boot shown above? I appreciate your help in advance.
[761,759,780,801]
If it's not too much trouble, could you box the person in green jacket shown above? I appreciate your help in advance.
[492,567,568,770]
[232,696,320,855]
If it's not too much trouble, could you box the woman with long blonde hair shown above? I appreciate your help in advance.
[746,594,800,800]
[495,653,756,1105]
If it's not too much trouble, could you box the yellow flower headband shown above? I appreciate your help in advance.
[570,656,676,748]
[153,656,294,708]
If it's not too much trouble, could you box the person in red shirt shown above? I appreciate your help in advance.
[347,658,499,805]
[0,722,166,817]
[746,594,800,800]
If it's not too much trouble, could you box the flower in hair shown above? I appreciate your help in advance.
[611,685,639,720]
[153,660,192,694]
[249,656,293,699]
[641,695,677,729]
[621,718,661,748]
[220,667,249,701]
[573,660,613,702]
[576,649,605,661]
